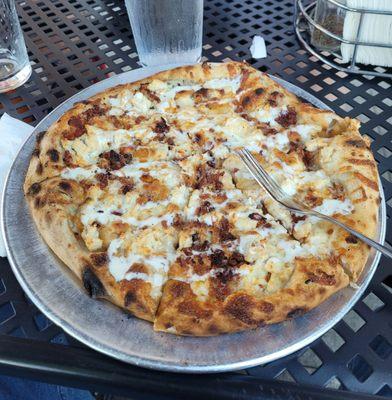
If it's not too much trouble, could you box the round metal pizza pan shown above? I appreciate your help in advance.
[2,64,386,373]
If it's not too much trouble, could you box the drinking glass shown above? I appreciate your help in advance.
[0,0,31,93]
[125,0,203,67]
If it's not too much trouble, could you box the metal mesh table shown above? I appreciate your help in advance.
[0,0,391,398]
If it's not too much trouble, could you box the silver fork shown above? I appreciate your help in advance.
[237,148,392,259]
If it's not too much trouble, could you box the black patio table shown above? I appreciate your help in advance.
[0,0,391,399]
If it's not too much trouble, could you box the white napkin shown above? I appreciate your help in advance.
[250,35,267,59]
[341,0,392,67]
[0,113,34,257]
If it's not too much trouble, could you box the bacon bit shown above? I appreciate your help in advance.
[248,213,263,221]
[210,249,227,268]
[121,183,134,195]
[68,115,84,129]
[64,116,86,139]
[288,141,302,155]
[135,115,146,124]
[153,117,169,134]
[248,212,271,228]
[259,201,269,215]
[215,193,228,204]
[306,270,336,286]
[218,218,236,242]
[265,272,271,282]
[140,83,160,102]
[190,233,210,252]
[111,211,123,216]
[63,150,74,167]
[228,251,245,267]
[288,131,301,143]
[83,104,106,121]
[196,200,215,215]
[330,182,345,201]
[258,122,277,136]
[99,150,131,171]
[194,165,224,190]
[275,106,297,128]
[291,213,306,224]
[90,252,108,267]
[302,149,316,170]
[268,91,283,107]
[172,215,184,228]
[215,269,235,285]
[96,173,109,189]
[304,192,322,207]
[257,219,272,228]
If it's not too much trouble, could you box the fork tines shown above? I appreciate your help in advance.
[236,148,286,201]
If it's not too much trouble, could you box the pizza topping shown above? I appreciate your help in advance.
[65,116,86,139]
[120,182,135,195]
[96,173,109,189]
[302,149,317,170]
[275,106,297,128]
[63,150,74,167]
[196,201,215,216]
[248,212,264,221]
[306,270,336,286]
[291,213,306,224]
[218,218,236,242]
[140,83,160,103]
[153,118,170,134]
[90,252,108,267]
[259,123,278,136]
[98,150,132,171]
[268,91,283,107]
[329,182,345,200]
[83,104,106,121]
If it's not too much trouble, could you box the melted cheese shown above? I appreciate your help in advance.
[314,199,354,216]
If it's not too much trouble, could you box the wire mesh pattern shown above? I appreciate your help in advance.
[0,0,391,397]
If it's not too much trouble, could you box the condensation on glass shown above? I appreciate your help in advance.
[0,0,31,93]
[125,0,203,67]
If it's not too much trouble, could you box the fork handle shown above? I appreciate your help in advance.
[313,211,392,259]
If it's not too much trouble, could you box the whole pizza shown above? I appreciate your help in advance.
[24,62,380,336]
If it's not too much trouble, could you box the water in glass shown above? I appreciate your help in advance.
[0,0,31,93]
[125,0,203,67]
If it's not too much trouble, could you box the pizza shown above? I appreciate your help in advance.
[24,62,380,336]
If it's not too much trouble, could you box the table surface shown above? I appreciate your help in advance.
[0,0,391,398]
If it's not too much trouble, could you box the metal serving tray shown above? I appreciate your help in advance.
[2,65,386,373]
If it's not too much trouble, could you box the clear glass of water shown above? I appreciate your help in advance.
[0,0,31,93]
[125,0,203,67]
